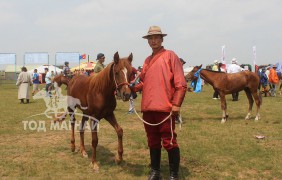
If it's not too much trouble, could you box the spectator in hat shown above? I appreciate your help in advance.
[63,61,71,77]
[227,58,244,101]
[212,60,222,100]
[268,64,279,96]
[131,25,187,179]
[16,67,33,104]
[94,53,105,73]
[212,60,219,71]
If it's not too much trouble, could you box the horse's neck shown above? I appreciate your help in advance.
[200,70,217,85]
[93,66,116,94]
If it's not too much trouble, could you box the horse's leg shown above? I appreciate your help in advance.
[244,88,254,120]
[251,90,261,121]
[79,115,89,158]
[105,113,123,164]
[90,119,99,171]
[220,94,228,123]
[68,106,76,152]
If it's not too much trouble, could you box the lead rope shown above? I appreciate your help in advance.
[133,107,175,145]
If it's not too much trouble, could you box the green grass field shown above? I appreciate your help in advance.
[0,83,281,179]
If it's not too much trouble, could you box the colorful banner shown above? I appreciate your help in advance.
[79,54,86,60]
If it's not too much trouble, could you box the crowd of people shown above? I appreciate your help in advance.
[258,64,279,97]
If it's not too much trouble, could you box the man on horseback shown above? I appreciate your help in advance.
[132,26,187,180]
[62,61,71,78]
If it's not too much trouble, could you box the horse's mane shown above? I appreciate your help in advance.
[90,62,114,93]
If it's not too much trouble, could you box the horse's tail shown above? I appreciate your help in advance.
[258,83,262,106]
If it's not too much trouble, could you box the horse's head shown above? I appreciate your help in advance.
[112,52,132,101]
[52,74,70,88]
[186,64,202,81]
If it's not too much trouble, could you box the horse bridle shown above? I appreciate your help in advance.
[112,64,130,90]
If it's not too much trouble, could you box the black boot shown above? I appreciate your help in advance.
[26,99,29,104]
[168,147,180,180]
[20,99,24,104]
[148,148,162,180]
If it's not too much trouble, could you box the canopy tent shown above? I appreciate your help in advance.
[70,61,97,71]
[28,65,63,74]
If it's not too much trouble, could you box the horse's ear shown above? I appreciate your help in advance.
[128,53,133,63]
[199,64,202,68]
[114,52,119,64]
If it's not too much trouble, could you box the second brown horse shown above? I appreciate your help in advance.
[187,65,262,123]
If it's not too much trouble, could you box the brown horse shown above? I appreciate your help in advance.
[65,52,132,171]
[187,65,262,123]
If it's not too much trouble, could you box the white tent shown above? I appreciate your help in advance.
[28,65,62,74]
[183,66,194,76]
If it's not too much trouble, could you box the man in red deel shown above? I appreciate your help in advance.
[131,26,187,180]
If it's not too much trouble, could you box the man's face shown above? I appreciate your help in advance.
[148,35,163,50]
[99,56,105,63]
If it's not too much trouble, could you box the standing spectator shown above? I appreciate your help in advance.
[16,67,32,104]
[227,58,244,101]
[131,26,187,179]
[32,69,40,96]
[212,60,220,99]
[94,53,105,73]
[212,60,219,71]
[175,58,186,124]
[62,61,70,77]
[219,62,226,72]
[128,63,140,114]
[268,64,279,97]
[265,66,270,79]
[259,68,269,97]
[44,68,52,97]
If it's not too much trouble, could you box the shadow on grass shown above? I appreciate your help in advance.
[85,145,190,179]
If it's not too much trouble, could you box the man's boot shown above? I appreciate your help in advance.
[168,147,180,180]
[148,148,162,180]
[20,99,24,104]
[26,99,29,104]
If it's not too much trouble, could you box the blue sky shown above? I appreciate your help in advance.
[0,0,281,68]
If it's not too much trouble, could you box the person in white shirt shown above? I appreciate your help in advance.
[227,58,244,101]
[44,68,52,97]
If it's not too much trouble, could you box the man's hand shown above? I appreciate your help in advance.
[172,105,180,115]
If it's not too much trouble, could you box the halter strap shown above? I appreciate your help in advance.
[112,64,130,90]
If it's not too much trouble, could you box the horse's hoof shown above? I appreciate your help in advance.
[115,155,123,164]
[92,162,99,172]
[255,117,260,121]
[82,151,88,158]
[245,116,251,120]
[71,147,75,152]
[221,119,226,124]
